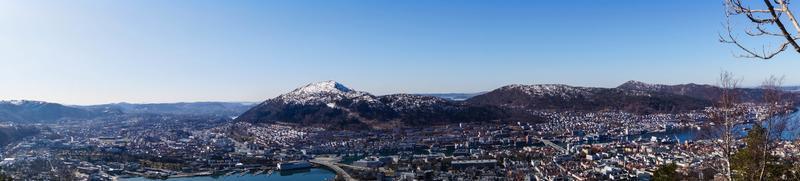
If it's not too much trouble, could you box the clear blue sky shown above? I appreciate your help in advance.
[1,0,799,105]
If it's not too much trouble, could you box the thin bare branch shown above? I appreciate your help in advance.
[719,20,796,59]
[746,25,786,36]
[725,0,782,23]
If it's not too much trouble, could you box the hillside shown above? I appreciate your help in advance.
[0,100,98,122]
[235,81,506,129]
[466,84,712,114]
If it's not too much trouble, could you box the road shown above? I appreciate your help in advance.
[534,137,567,153]
[310,158,357,181]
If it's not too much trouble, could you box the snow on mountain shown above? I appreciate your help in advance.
[275,81,379,105]
[617,80,666,91]
[236,80,509,128]
[238,80,734,128]
[380,94,450,112]
[267,80,447,111]
[289,80,352,95]
[0,100,48,106]
[616,80,772,102]
[467,82,714,114]
[499,84,596,98]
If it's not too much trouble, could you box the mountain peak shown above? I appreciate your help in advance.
[291,80,352,95]
[273,80,374,105]
[620,80,648,86]
[618,80,663,90]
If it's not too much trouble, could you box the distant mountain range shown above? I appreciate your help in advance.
[467,83,712,114]
[0,101,255,123]
[79,102,254,117]
[782,86,800,93]
[0,100,98,122]
[3,80,798,126]
[616,80,771,102]
[236,80,797,129]
[417,92,486,101]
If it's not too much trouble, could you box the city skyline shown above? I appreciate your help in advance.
[2,0,800,105]
[2,1,800,180]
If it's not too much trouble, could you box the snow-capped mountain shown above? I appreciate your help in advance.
[275,80,379,105]
[235,81,505,129]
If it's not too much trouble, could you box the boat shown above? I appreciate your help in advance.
[277,161,312,170]
[267,169,274,176]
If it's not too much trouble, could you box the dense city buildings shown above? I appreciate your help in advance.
[1,104,797,180]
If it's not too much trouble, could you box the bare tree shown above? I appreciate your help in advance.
[755,75,795,180]
[720,0,800,59]
[706,71,745,181]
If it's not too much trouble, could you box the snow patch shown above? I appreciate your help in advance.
[1,100,47,106]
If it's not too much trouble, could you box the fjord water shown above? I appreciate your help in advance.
[629,107,800,142]
[122,168,335,181]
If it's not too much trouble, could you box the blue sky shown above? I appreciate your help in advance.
[1,0,800,105]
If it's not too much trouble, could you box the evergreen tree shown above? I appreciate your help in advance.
[0,171,11,181]
[653,163,680,181]
[731,125,792,180]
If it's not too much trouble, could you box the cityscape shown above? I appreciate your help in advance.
[3,1,800,181]
[1,80,799,181]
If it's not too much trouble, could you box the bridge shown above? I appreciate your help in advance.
[534,137,567,153]
[336,163,391,174]
[310,158,357,181]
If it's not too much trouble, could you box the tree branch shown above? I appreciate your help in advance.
[763,0,800,52]
[720,20,797,59]
[746,25,786,36]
